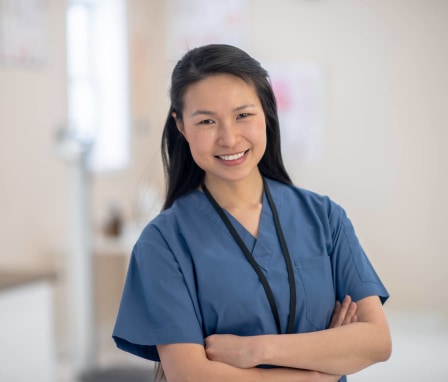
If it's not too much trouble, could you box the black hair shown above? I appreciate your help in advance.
[161,44,292,210]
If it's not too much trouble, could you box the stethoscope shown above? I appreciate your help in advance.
[202,177,297,334]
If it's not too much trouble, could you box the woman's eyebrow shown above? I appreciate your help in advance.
[190,109,215,117]
[190,104,257,117]
[234,103,256,112]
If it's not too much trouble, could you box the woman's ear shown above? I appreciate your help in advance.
[172,112,186,139]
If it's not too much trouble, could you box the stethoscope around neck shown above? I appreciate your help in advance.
[201,177,297,334]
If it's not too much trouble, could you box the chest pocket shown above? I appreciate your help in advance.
[294,256,335,330]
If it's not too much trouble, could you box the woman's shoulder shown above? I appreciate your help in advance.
[265,178,348,227]
[266,178,336,209]
[138,190,203,240]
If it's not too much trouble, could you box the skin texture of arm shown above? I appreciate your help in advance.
[205,296,392,376]
[157,343,341,382]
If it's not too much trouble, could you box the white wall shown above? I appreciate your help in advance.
[0,0,68,268]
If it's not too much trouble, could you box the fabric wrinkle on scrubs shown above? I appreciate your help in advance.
[113,178,389,382]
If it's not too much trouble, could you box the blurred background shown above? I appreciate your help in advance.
[0,0,447,381]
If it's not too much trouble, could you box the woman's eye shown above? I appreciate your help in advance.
[237,113,250,119]
[198,119,215,125]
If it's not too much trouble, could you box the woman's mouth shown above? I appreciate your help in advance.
[217,150,247,161]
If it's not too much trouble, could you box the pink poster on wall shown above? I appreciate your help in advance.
[267,63,327,165]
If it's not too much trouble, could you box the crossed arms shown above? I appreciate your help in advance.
[157,295,392,382]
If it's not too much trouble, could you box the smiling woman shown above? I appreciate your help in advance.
[112,44,391,382]
[173,74,267,188]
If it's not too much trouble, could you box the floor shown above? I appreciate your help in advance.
[58,309,448,382]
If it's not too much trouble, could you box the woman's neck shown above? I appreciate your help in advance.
[202,172,264,210]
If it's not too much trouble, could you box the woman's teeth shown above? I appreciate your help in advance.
[219,151,245,161]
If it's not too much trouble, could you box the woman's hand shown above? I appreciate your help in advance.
[329,295,358,329]
[205,333,258,369]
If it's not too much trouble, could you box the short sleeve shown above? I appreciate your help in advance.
[329,203,389,304]
[112,226,204,362]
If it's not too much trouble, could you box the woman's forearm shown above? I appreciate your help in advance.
[254,296,392,375]
[257,321,391,375]
[158,343,339,382]
[165,362,335,382]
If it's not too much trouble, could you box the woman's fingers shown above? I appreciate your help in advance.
[343,298,357,325]
[329,300,341,328]
[330,295,358,328]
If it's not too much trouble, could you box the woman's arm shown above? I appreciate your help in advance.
[157,343,341,382]
[157,295,359,382]
[205,295,391,376]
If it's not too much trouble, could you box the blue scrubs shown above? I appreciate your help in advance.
[113,178,389,380]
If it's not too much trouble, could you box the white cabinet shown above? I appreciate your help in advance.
[0,276,56,382]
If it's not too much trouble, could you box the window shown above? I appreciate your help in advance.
[66,0,129,171]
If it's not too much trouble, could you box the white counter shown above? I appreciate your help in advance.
[0,272,57,382]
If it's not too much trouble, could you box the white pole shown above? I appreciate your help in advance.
[56,130,96,376]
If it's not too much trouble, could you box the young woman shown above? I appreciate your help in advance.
[113,44,391,382]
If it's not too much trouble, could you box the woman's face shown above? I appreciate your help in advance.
[175,73,267,187]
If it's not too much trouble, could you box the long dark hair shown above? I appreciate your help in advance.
[161,44,292,210]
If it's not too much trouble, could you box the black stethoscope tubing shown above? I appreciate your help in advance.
[202,177,297,334]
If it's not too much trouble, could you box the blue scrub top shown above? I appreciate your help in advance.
[113,178,389,380]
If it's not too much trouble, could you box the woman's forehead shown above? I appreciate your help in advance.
[182,74,261,113]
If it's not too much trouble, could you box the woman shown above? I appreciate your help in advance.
[113,44,391,381]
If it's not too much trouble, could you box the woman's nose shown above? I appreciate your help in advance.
[217,121,240,147]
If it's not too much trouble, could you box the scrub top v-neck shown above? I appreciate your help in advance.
[113,178,389,374]
[202,179,297,335]
[201,180,296,337]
